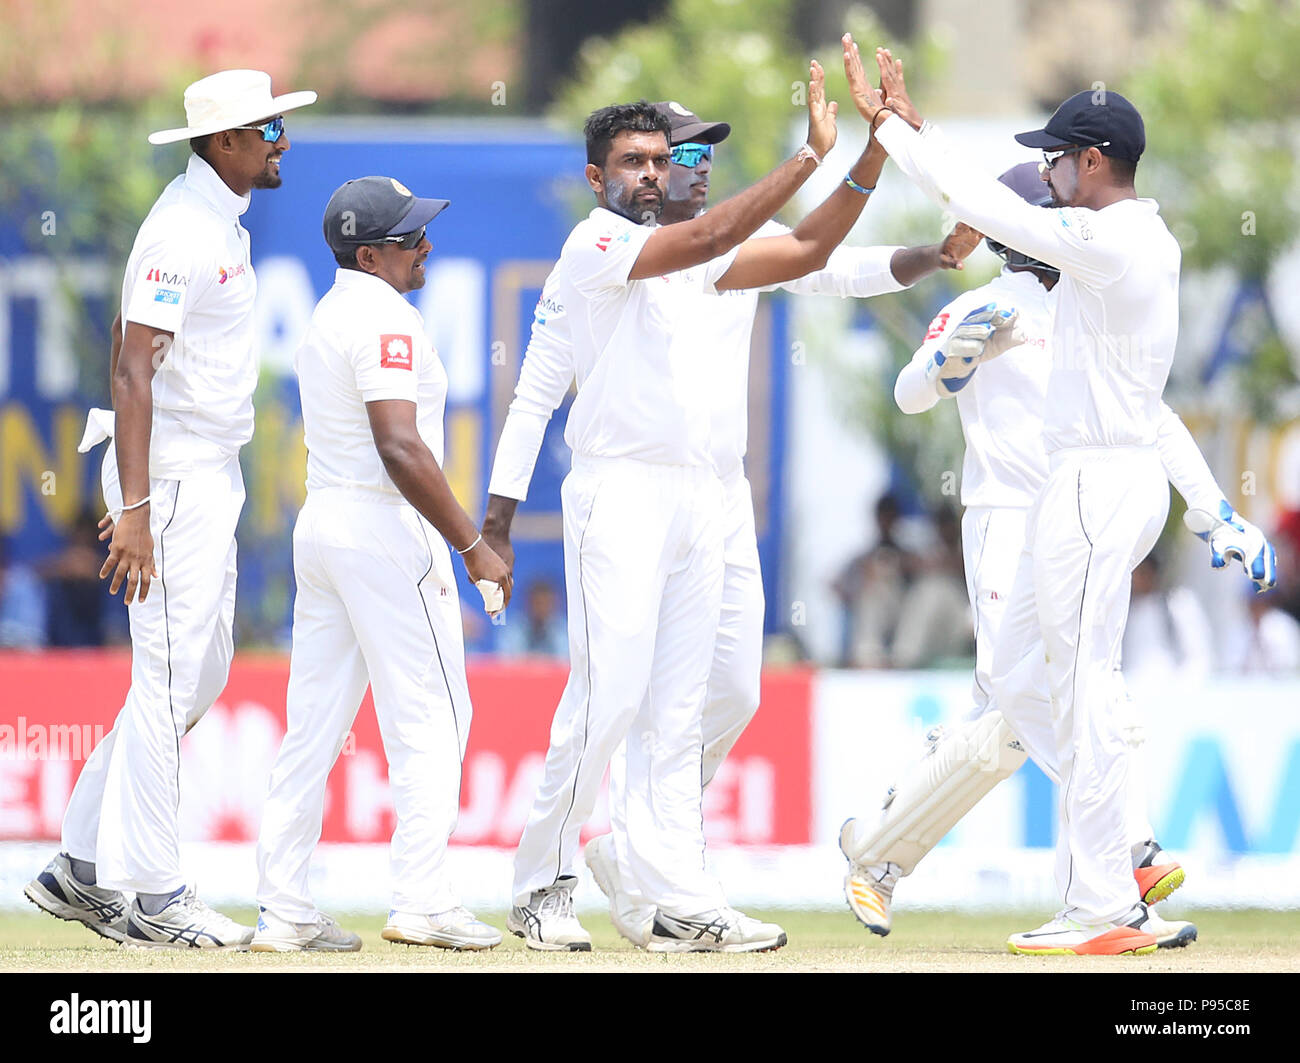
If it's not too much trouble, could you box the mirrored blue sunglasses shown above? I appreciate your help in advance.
[670,142,713,168]
[236,115,286,142]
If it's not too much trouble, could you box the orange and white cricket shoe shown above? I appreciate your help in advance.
[843,862,900,937]
[1133,839,1185,905]
[1007,905,1158,956]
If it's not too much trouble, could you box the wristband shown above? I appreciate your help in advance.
[457,532,482,555]
[844,175,875,195]
[120,496,151,512]
[870,108,894,133]
[795,142,822,167]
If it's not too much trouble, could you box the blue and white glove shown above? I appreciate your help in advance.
[923,304,1022,396]
[1183,499,1278,593]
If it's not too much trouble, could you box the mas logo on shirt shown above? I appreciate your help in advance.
[924,312,950,340]
[145,268,187,287]
[153,288,182,304]
[380,334,414,370]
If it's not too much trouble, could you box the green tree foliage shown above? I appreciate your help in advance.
[1131,0,1300,421]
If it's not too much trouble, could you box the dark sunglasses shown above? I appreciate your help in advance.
[372,226,426,252]
[1040,141,1109,170]
[671,142,713,168]
[236,115,286,142]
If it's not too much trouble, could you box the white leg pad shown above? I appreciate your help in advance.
[843,711,1028,875]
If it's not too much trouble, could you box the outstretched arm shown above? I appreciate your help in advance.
[627,60,838,280]
[844,37,1128,288]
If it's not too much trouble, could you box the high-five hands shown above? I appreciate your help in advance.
[841,34,926,133]
[804,59,838,161]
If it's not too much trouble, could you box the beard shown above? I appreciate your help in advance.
[604,178,662,224]
[251,169,282,190]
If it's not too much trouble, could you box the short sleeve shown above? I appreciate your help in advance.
[562,212,655,296]
[351,327,420,403]
[123,219,200,333]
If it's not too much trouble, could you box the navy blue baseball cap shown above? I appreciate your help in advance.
[653,101,731,146]
[323,176,449,254]
[1015,90,1145,162]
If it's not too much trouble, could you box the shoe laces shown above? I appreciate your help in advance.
[538,885,575,920]
[433,906,476,926]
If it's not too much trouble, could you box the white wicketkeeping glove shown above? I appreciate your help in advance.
[923,304,1023,396]
[1183,500,1278,593]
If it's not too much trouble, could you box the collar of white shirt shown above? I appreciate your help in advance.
[184,153,252,220]
[331,266,413,304]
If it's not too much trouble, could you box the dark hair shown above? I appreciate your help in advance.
[333,246,361,269]
[584,101,671,168]
[189,133,215,162]
[1107,155,1138,186]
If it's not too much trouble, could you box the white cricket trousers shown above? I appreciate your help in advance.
[607,471,764,905]
[62,444,242,893]
[992,445,1167,925]
[963,506,1155,835]
[257,488,471,920]
[512,456,725,914]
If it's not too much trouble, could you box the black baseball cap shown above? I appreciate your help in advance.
[1014,89,1145,162]
[653,101,731,147]
[323,176,450,254]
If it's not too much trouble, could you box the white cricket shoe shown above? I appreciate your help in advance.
[583,834,654,947]
[24,853,128,943]
[124,887,254,950]
[382,908,502,950]
[507,875,592,952]
[250,908,362,952]
[647,906,787,953]
[843,861,899,937]
[1007,905,1158,956]
[1133,906,1198,950]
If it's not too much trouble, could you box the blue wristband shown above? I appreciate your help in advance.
[845,175,875,195]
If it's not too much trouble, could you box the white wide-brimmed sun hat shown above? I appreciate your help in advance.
[148,69,317,145]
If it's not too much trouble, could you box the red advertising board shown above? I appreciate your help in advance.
[0,651,812,846]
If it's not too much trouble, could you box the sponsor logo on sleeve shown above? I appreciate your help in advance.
[153,288,182,304]
[218,263,247,285]
[595,233,613,251]
[924,312,950,340]
[380,334,414,370]
[145,268,187,287]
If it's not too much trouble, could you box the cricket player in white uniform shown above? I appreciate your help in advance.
[495,61,914,952]
[839,162,1276,949]
[252,177,512,952]
[846,39,1278,954]
[485,100,971,947]
[24,70,315,949]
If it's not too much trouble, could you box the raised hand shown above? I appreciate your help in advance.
[876,47,923,130]
[842,33,888,124]
[939,221,984,270]
[805,58,838,160]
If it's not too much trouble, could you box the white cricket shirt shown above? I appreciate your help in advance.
[701,219,904,481]
[895,268,1054,508]
[121,154,259,478]
[295,268,448,495]
[894,269,1225,513]
[487,216,905,497]
[556,207,738,467]
[876,116,1181,455]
